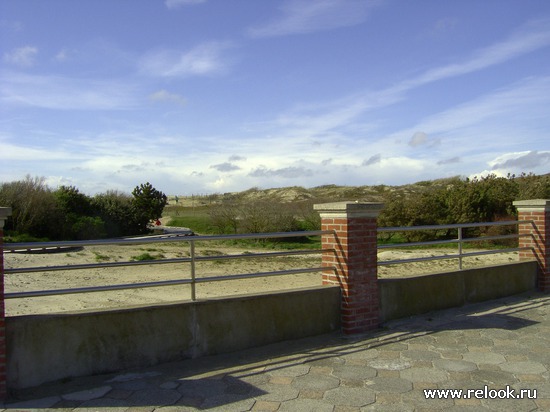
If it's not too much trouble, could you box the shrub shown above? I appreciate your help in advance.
[131,252,165,261]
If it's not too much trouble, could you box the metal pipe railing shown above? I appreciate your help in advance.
[378,220,534,268]
[4,230,333,301]
[3,220,537,301]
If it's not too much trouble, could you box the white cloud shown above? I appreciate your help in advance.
[149,89,187,106]
[54,49,70,62]
[251,20,550,155]
[0,20,23,32]
[0,140,71,161]
[409,132,428,147]
[248,0,382,37]
[381,75,550,161]
[395,18,550,93]
[490,151,550,170]
[249,166,314,179]
[165,0,206,9]
[139,42,233,78]
[0,72,138,110]
[3,46,38,67]
[408,132,441,148]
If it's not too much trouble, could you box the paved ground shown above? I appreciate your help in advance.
[3,292,550,411]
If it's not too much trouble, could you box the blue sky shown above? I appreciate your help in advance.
[1,0,549,195]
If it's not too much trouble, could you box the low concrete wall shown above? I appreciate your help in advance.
[6,286,341,390]
[379,261,537,322]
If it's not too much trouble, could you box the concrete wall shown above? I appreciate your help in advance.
[6,286,341,390]
[6,261,539,390]
[379,261,537,322]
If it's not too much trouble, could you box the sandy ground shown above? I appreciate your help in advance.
[3,241,519,316]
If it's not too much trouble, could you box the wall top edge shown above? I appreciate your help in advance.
[314,201,384,215]
[0,207,12,219]
[513,199,550,210]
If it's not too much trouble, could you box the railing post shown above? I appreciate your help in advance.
[190,240,196,301]
[0,207,12,400]
[513,199,550,292]
[458,227,463,270]
[314,202,384,334]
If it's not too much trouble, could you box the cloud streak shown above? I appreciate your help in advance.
[257,18,550,150]
[248,0,382,37]
[0,72,139,110]
[165,0,206,9]
[490,151,550,170]
[3,46,38,67]
[394,18,550,93]
[149,89,186,106]
[139,42,233,78]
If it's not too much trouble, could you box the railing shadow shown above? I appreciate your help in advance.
[5,292,546,410]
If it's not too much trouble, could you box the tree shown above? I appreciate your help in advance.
[54,185,93,216]
[209,199,240,234]
[92,190,136,237]
[0,175,60,238]
[131,182,168,233]
[54,185,105,240]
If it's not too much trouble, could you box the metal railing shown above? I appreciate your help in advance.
[3,220,536,302]
[4,230,333,301]
[378,220,533,269]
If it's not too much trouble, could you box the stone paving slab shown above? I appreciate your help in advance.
[3,292,550,411]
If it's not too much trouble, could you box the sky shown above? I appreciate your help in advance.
[1,0,550,196]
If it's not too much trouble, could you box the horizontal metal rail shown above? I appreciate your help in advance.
[378,220,534,269]
[3,219,537,300]
[4,230,333,300]
[5,266,328,299]
[378,233,531,250]
[379,247,530,266]
[378,220,533,232]
[3,230,329,251]
[4,248,325,275]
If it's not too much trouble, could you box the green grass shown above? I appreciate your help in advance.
[4,232,50,243]
[214,236,322,251]
[131,252,165,261]
[164,206,214,234]
[93,251,111,262]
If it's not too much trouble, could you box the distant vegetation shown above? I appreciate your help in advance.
[0,176,167,241]
[164,173,550,245]
[1,173,548,244]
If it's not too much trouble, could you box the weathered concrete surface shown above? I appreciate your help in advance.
[4,292,549,411]
[379,261,537,321]
[5,261,538,390]
[6,286,341,389]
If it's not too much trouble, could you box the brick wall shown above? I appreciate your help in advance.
[315,202,383,334]
[514,200,550,292]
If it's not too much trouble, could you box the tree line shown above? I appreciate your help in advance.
[377,173,549,242]
[1,173,548,242]
[205,173,549,243]
[0,176,167,241]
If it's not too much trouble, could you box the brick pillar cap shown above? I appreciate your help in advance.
[314,201,384,218]
[0,207,11,220]
[513,199,550,211]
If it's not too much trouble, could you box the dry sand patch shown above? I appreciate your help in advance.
[4,243,519,316]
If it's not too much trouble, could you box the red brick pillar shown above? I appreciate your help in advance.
[514,199,550,292]
[0,207,11,400]
[314,202,383,334]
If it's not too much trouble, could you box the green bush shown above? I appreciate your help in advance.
[131,252,165,261]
